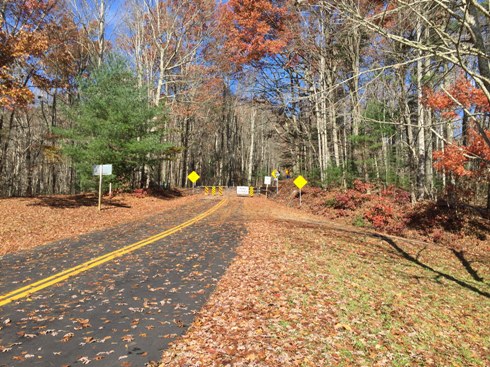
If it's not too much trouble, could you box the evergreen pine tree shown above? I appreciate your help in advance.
[58,57,172,191]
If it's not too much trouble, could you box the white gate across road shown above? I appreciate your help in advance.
[236,186,249,196]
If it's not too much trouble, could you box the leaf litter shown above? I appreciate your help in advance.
[0,191,195,255]
[0,190,488,366]
[159,196,489,367]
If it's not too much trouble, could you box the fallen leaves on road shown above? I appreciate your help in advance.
[121,335,134,343]
[78,356,91,364]
[61,333,74,342]
[0,192,194,255]
[73,318,91,329]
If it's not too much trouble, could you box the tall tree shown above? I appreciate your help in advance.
[69,0,109,67]
[333,0,490,149]
[57,57,171,190]
[0,0,59,108]
[220,0,292,66]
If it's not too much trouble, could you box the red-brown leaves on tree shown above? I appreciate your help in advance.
[0,0,71,108]
[433,129,490,179]
[425,75,490,178]
[424,76,490,115]
[366,0,401,29]
[219,0,292,66]
[433,145,472,177]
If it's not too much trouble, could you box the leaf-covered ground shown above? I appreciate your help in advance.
[0,191,193,255]
[1,190,488,366]
[272,179,490,249]
[0,197,245,366]
[160,197,489,367]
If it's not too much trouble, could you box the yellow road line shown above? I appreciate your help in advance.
[0,199,227,307]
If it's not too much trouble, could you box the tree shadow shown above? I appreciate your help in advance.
[451,249,485,282]
[28,195,131,209]
[146,187,185,200]
[27,187,185,209]
[405,200,489,240]
[372,233,490,298]
[283,219,490,299]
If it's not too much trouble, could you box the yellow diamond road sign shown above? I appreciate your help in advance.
[294,175,307,190]
[187,171,200,183]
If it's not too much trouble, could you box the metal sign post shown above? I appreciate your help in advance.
[93,164,113,211]
[294,175,308,207]
[272,170,280,194]
[264,176,271,198]
[98,168,103,211]
[187,171,200,194]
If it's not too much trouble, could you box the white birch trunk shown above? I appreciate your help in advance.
[416,18,426,200]
[247,108,256,185]
[97,0,105,67]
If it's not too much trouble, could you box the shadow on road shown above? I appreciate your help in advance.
[28,195,131,209]
[26,188,185,210]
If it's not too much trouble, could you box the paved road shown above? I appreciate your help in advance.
[0,197,245,366]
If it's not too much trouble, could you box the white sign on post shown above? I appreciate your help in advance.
[93,164,113,176]
[264,176,272,198]
[236,186,249,196]
[93,164,113,211]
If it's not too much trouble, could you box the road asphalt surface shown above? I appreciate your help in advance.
[0,197,245,366]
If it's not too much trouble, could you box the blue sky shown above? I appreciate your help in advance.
[106,0,125,40]
[104,0,227,40]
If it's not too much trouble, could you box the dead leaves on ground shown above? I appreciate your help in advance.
[73,318,91,329]
[159,199,490,367]
[0,193,195,255]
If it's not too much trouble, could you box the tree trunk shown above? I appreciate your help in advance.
[487,181,490,210]
[180,117,191,187]
[0,111,15,182]
[247,108,256,186]
[97,0,106,67]
[348,26,362,176]
[327,69,340,167]
[416,18,426,200]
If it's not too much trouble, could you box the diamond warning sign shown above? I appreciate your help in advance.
[187,171,200,183]
[294,175,307,189]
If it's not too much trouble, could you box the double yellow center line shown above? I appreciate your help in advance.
[0,199,227,307]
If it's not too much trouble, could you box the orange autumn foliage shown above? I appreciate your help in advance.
[433,129,490,179]
[0,0,62,109]
[219,0,292,66]
[424,76,490,117]
[425,75,490,179]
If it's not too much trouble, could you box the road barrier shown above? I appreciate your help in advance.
[203,186,225,196]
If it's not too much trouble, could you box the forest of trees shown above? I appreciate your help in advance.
[1,0,489,208]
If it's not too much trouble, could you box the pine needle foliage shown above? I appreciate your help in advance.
[58,57,171,191]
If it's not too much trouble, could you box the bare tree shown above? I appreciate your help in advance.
[69,0,109,67]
